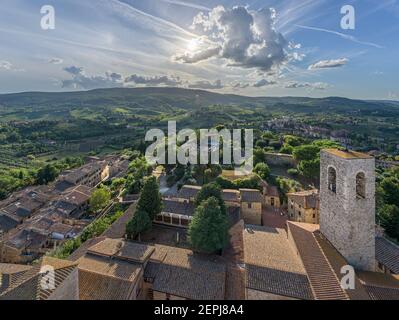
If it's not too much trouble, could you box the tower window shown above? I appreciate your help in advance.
[328,167,337,193]
[356,172,366,199]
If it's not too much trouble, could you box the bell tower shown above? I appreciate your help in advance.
[320,149,375,271]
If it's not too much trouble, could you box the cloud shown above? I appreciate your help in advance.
[0,60,13,70]
[175,6,299,72]
[49,58,63,65]
[62,66,124,89]
[0,60,24,72]
[253,79,277,87]
[308,58,348,70]
[231,82,249,89]
[174,46,221,64]
[125,74,182,86]
[64,66,84,76]
[188,79,223,89]
[284,81,328,90]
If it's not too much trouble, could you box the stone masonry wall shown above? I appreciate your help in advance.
[320,150,376,271]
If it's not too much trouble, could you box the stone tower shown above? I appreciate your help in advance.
[320,149,375,271]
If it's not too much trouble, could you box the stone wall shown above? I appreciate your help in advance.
[264,153,297,167]
[319,150,375,271]
[241,202,262,225]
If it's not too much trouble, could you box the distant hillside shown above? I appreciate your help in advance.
[0,87,398,121]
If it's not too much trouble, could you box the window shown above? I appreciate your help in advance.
[328,167,337,193]
[248,203,252,209]
[356,172,366,199]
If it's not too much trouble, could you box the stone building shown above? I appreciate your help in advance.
[59,161,109,188]
[287,190,320,224]
[320,149,376,271]
[259,180,281,208]
[239,189,263,226]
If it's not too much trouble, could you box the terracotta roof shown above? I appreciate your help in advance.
[145,244,226,300]
[239,189,262,203]
[364,285,399,300]
[0,257,77,300]
[178,185,201,200]
[313,230,370,300]
[288,222,349,300]
[222,189,240,202]
[0,214,19,233]
[358,272,399,300]
[376,237,399,274]
[323,149,373,160]
[243,225,312,300]
[78,269,138,300]
[77,255,142,283]
[6,228,48,250]
[265,185,279,198]
[162,199,195,216]
[87,238,155,264]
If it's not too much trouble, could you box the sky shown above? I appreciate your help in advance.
[0,0,398,99]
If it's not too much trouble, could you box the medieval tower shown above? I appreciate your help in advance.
[320,149,376,271]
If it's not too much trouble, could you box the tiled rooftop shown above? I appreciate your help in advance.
[239,189,262,203]
[87,238,155,263]
[162,199,195,216]
[0,257,77,300]
[178,185,201,200]
[376,237,399,274]
[243,225,312,300]
[146,244,227,300]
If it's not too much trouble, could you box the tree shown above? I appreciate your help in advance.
[126,208,152,239]
[298,158,320,179]
[36,164,59,185]
[137,176,162,220]
[253,148,267,166]
[195,183,226,215]
[214,176,236,189]
[292,145,320,162]
[90,187,111,213]
[189,197,229,254]
[380,177,399,207]
[283,135,302,147]
[254,163,271,181]
[378,204,399,240]
[279,144,294,155]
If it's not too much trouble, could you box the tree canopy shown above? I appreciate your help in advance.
[126,208,152,239]
[36,164,59,185]
[195,183,226,215]
[90,187,111,213]
[189,197,229,254]
[137,176,162,220]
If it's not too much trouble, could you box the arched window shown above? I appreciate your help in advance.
[356,172,366,199]
[328,167,337,193]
